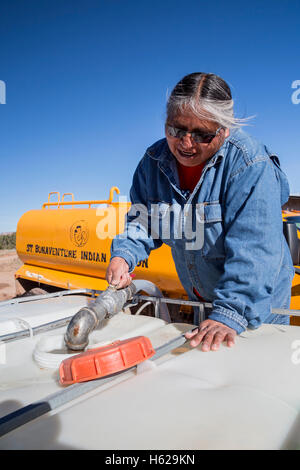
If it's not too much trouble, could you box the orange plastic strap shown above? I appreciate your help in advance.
[59,336,155,385]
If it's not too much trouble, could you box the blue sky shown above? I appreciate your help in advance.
[0,0,299,232]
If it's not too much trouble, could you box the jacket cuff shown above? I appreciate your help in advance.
[208,307,248,334]
[110,250,136,272]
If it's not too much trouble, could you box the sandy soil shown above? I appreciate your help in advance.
[0,250,23,301]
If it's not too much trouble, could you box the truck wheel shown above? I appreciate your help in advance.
[22,287,48,297]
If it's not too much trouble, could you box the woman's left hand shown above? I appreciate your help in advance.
[185,319,236,352]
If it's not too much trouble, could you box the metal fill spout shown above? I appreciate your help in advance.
[64,283,137,351]
[64,280,170,351]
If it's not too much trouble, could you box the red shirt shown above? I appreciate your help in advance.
[176,160,205,193]
[176,160,206,301]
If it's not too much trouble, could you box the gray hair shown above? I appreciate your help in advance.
[166,73,253,129]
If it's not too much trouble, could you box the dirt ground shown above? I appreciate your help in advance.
[0,249,23,301]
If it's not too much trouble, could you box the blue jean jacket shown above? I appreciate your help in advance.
[111,129,294,333]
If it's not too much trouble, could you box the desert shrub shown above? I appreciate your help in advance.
[0,233,16,250]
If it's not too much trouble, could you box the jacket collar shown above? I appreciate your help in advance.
[146,137,229,200]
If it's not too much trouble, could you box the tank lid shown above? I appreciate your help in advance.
[59,336,155,385]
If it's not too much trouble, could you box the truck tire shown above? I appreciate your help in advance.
[22,287,48,297]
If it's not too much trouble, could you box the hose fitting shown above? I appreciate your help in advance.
[64,283,137,351]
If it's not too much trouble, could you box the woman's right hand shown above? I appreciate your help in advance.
[106,257,132,289]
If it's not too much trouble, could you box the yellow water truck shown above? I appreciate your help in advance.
[15,187,300,324]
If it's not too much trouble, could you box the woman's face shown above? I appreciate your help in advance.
[165,110,229,167]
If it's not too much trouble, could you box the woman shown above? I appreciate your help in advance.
[106,72,294,352]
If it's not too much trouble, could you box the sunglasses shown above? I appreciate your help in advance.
[166,124,223,144]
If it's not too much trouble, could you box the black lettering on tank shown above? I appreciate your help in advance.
[137,259,148,268]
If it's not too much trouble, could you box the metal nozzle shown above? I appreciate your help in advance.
[64,283,137,351]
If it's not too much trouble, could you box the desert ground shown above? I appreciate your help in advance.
[0,250,22,301]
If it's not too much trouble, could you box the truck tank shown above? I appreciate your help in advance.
[15,187,183,297]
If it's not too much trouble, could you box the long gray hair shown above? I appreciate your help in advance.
[166,73,252,129]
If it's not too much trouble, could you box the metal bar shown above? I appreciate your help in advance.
[133,294,213,309]
[0,289,95,308]
[42,186,122,209]
[132,295,300,316]
[0,316,74,343]
[0,402,52,437]
[61,193,74,210]
[198,303,205,323]
[150,327,196,361]
[154,298,160,318]
[42,200,112,208]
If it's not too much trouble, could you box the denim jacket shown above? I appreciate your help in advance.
[111,129,294,333]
